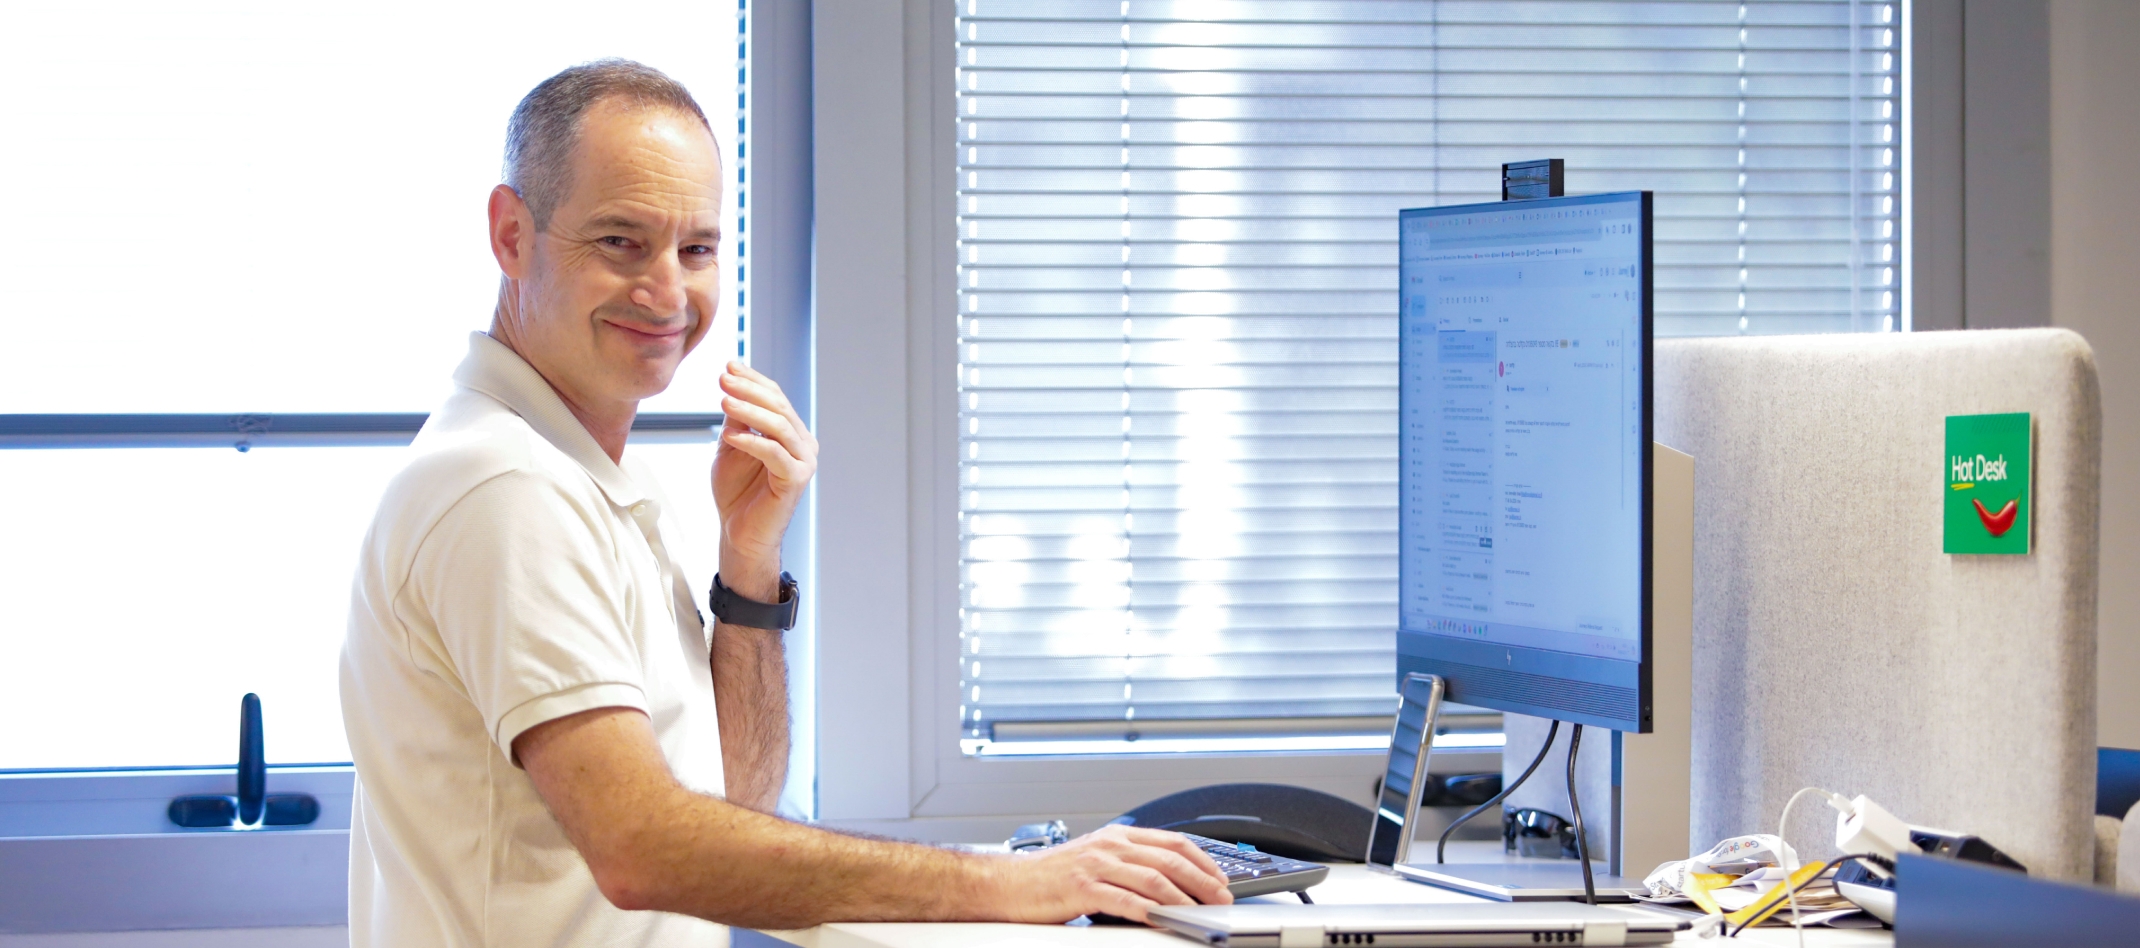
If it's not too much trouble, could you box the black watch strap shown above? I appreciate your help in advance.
[710,572,798,631]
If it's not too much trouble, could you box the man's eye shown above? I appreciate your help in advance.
[684,244,714,256]
[601,236,633,248]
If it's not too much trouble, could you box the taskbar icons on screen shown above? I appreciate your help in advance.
[1403,612,1639,662]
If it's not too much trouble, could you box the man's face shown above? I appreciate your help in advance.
[500,102,721,409]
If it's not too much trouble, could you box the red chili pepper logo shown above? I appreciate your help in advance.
[1972,497,2018,537]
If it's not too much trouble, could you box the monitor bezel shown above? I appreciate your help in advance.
[1393,190,1655,734]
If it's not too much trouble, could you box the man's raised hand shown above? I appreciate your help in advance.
[713,361,817,599]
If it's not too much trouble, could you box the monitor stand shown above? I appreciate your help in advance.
[1390,862,1648,903]
[1387,443,1694,905]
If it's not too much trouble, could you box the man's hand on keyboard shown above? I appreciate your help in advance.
[988,824,1233,923]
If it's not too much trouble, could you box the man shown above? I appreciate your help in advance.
[340,60,1230,946]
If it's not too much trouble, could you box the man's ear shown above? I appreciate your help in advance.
[488,184,534,280]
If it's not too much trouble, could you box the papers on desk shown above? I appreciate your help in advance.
[1638,834,1879,929]
[1699,863,1882,930]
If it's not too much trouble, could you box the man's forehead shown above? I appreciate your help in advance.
[565,103,722,221]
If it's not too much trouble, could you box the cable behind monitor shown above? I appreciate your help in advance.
[1435,718,1561,864]
[1567,724,1597,905]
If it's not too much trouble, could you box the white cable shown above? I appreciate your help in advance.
[1774,787,1846,948]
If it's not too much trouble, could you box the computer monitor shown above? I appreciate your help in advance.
[1395,191,1654,734]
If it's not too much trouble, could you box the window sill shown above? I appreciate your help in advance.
[961,732,1507,758]
[0,768,353,934]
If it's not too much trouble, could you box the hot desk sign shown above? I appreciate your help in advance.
[1944,412,2031,555]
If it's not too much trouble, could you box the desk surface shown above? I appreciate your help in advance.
[748,853,1894,948]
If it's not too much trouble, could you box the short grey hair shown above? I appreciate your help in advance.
[504,59,713,230]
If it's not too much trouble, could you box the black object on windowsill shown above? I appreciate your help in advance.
[167,693,321,829]
[1503,807,1583,860]
[1501,158,1565,200]
[1110,783,1376,863]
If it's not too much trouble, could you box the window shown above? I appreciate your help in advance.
[953,0,1900,755]
[0,2,744,771]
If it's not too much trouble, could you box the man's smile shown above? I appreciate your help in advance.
[604,319,689,343]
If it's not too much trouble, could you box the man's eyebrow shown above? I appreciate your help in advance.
[586,215,719,242]
[588,214,649,233]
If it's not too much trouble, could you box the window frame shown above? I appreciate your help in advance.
[0,413,724,450]
[810,0,1481,839]
[3,0,1994,929]
[811,0,1957,840]
[0,415,723,931]
[0,765,357,933]
[0,2,775,931]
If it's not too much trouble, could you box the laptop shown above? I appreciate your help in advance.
[1389,863,1651,903]
[1146,902,1688,947]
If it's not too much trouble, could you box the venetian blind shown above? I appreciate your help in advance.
[955,0,1900,752]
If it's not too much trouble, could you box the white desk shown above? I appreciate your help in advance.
[746,847,1895,948]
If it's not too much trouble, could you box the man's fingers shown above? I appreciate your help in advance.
[712,421,755,476]
[1109,828,1230,891]
[1096,888,1160,924]
[1093,858,1195,909]
[724,359,779,390]
[1146,829,1227,877]
[715,415,756,445]
[1108,840,1233,906]
[720,365,808,435]
[719,381,815,465]
[1018,830,1237,925]
[713,417,758,463]
[720,430,810,485]
[720,379,806,443]
[721,396,814,463]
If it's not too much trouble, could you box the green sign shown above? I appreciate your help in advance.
[1945,413,2031,555]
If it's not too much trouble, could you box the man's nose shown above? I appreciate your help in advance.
[629,251,690,316]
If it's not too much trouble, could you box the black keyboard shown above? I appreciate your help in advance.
[1181,832,1329,899]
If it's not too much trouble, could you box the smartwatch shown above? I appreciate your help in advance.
[710,572,799,631]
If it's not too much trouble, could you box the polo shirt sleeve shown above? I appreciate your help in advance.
[409,469,649,762]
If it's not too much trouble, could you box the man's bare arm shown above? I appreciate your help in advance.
[711,619,787,810]
[708,361,814,808]
[515,706,1231,930]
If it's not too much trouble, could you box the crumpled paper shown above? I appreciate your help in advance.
[1640,835,1877,936]
[1643,834,1800,900]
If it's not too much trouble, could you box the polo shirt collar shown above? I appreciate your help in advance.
[452,332,647,509]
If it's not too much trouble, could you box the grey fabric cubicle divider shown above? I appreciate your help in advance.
[1653,328,2101,881]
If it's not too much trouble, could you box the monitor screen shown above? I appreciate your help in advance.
[1396,191,1653,732]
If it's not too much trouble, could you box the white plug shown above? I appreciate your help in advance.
[1828,793,1911,878]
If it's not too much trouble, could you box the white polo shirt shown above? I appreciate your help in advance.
[341,332,727,948]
